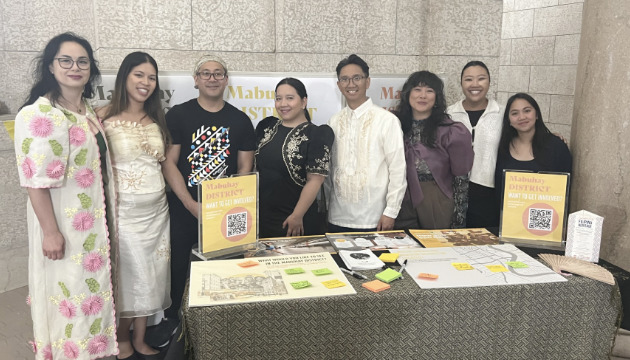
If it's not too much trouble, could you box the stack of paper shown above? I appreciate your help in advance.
[339,249,385,270]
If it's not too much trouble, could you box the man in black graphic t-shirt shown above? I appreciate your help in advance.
[162,55,256,319]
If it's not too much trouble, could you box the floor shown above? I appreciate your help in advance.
[2,285,629,359]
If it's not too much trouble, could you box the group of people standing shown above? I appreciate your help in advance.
[14,32,572,360]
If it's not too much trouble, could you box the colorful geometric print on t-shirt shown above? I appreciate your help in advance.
[188,125,231,186]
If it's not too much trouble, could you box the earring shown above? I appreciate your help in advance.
[194,85,198,89]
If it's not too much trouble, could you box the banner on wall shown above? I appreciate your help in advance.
[499,170,570,248]
[94,71,408,126]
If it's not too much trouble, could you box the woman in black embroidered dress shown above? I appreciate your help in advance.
[255,78,334,238]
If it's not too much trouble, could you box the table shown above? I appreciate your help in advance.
[183,268,620,359]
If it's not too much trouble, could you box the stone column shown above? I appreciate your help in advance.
[571,0,630,271]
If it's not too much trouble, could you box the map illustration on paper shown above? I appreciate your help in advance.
[189,252,356,307]
[409,228,499,248]
[393,244,567,289]
[326,230,421,252]
[244,235,335,258]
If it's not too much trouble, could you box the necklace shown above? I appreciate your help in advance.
[59,96,84,114]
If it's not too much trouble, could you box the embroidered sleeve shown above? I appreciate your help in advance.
[306,124,334,176]
[255,117,280,156]
[14,100,70,188]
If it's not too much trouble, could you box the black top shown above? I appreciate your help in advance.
[255,117,334,237]
[166,99,256,201]
[466,109,485,128]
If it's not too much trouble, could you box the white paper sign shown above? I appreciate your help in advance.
[565,210,604,262]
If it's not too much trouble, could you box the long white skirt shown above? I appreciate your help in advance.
[116,190,171,318]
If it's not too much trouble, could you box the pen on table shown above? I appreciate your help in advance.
[340,267,368,280]
[399,259,408,280]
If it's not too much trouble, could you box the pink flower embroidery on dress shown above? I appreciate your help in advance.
[87,334,109,355]
[72,211,95,232]
[29,340,37,354]
[21,157,36,179]
[26,294,31,306]
[74,168,95,188]
[46,159,66,179]
[29,115,54,137]
[69,126,87,146]
[83,252,104,272]
[59,299,77,319]
[42,344,53,360]
[81,295,104,316]
[63,340,80,359]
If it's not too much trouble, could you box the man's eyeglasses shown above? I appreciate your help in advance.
[197,71,226,80]
[338,75,366,84]
[55,57,91,70]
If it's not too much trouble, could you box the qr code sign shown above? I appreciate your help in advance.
[227,211,248,237]
[527,208,553,231]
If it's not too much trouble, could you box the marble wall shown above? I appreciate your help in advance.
[498,0,584,143]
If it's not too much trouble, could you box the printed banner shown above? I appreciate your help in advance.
[499,171,570,243]
[199,174,258,254]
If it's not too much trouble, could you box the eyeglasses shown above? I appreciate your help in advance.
[197,71,226,80]
[55,57,91,70]
[338,75,366,84]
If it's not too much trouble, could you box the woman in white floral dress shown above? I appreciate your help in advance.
[14,33,119,359]
[99,52,171,360]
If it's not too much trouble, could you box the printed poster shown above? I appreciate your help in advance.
[188,252,356,307]
[409,228,499,248]
[199,174,257,254]
[500,171,570,244]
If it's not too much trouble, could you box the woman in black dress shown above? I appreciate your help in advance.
[255,78,334,238]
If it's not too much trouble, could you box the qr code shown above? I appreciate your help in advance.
[527,208,553,231]
[226,212,247,237]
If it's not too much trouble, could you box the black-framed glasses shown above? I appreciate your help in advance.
[197,71,226,80]
[338,75,366,84]
[55,57,91,70]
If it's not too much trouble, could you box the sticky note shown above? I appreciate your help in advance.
[311,268,333,276]
[362,280,390,293]
[379,253,400,263]
[486,264,509,272]
[418,273,439,280]
[452,263,474,271]
[375,268,402,283]
[506,261,529,269]
[322,279,346,289]
[237,260,259,268]
[290,280,311,289]
[285,267,305,275]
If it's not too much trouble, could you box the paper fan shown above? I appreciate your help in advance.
[538,254,615,285]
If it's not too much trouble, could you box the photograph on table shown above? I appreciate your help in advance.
[409,228,499,248]
[244,235,335,258]
[326,230,421,252]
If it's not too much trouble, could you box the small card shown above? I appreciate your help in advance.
[285,267,305,275]
[506,261,529,269]
[362,280,391,293]
[237,260,259,268]
[451,262,474,271]
[379,253,400,263]
[311,268,333,276]
[322,279,346,289]
[486,264,508,272]
[375,268,402,283]
[417,273,439,280]
[290,280,311,289]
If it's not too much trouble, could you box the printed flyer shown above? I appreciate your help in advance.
[409,228,499,248]
[199,174,258,254]
[188,252,356,307]
[500,171,570,244]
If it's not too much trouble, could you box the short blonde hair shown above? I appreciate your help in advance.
[193,54,228,77]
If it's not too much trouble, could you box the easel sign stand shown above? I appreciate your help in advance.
[193,173,259,260]
[499,170,570,250]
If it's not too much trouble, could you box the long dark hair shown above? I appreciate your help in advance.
[275,77,310,122]
[22,32,100,109]
[498,93,552,166]
[104,52,171,146]
[394,71,451,148]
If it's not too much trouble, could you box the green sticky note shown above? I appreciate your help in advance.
[375,268,402,283]
[312,268,333,276]
[285,267,305,275]
[506,261,529,269]
[290,280,311,289]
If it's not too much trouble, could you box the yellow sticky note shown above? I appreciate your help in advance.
[379,253,400,263]
[452,262,474,271]
[486,264,509,272]
[322,279,346,289]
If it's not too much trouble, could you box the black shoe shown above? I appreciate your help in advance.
[134,349,165,360]
[145,318,180,349]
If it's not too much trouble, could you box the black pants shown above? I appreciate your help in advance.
[466,182,499,228]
